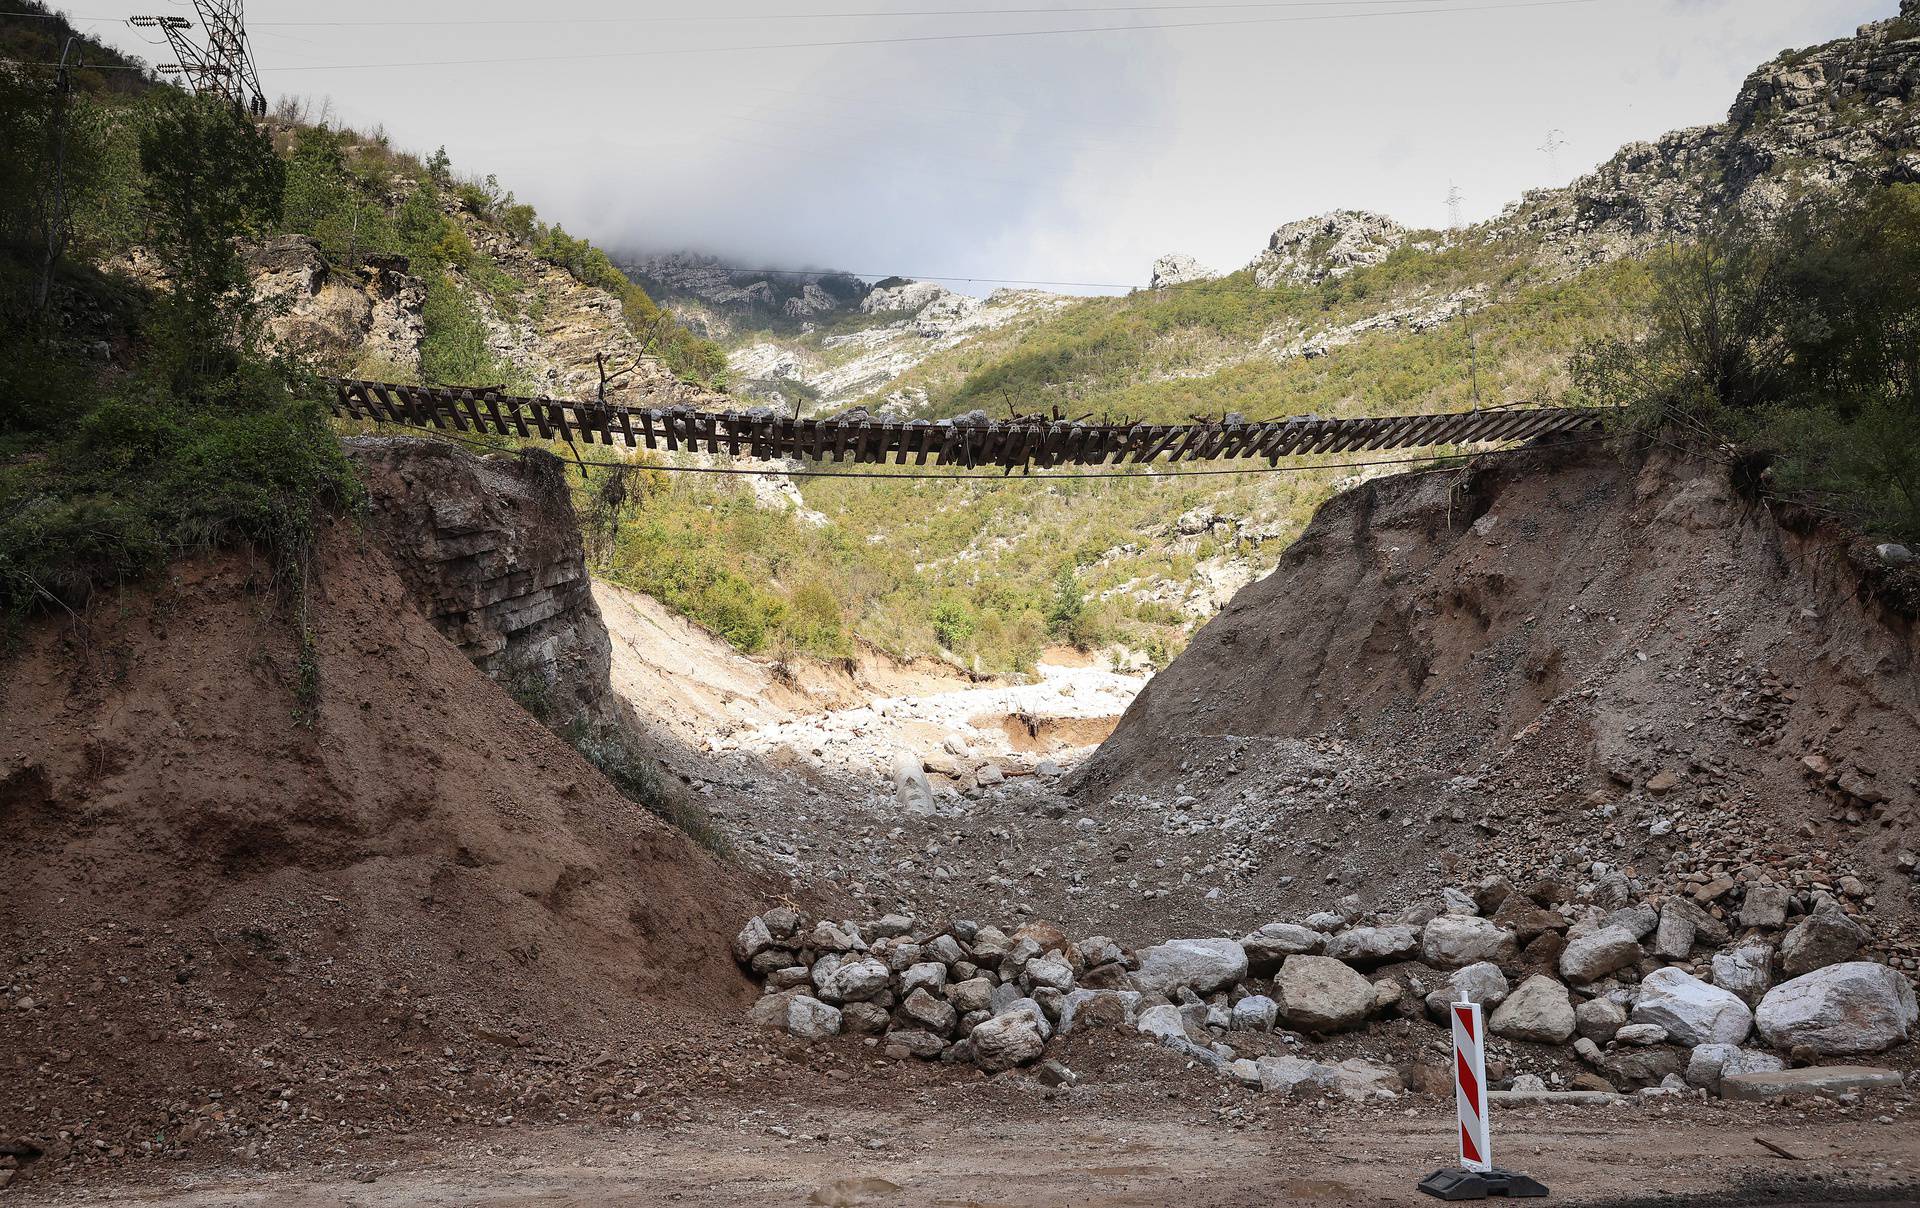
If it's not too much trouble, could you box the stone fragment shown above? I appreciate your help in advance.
[1604,903,1659,941]
[924,934,966,967]
[1024,955,1075,993]
[1473,876,1514,914]
[1740,884,1792,929]
[1599,1046,1685,1087]
[1135,1003,1189,1044]
[1559,926,1642,983]
[1721,1066,1905,1101]
[1613,1023,1669,1046]
[841,1002,891,1035]
[1755,962,1919,1056]
[1132,938,1247,995]
[968,927,1009,965]
[1328,1058,1404,1100]
[1712,942,1774,1007]
[1575,997,1628,1043]
[948,976,994,1014]
[733,916,778,963]
[1424,962,1510,1021]
[748,989,801,1030]
[1230,994,1279,1032]
[892,750,937,815]
[1489,974,1576,1043]
[1421,917,1520,969]
[1058,989,1140,1034]
[1255,1055,1336,1096]
[1685,1043,1786,1094]
[1632,967,1753,1046]
[767,966,812,991]
[1493,895,1567,940]
[884,1028,947,1059]
[899,961,947,999]
[1276,955,1376,1032]
[1073,935,1125,970]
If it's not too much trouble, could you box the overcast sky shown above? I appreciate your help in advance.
[75,0,1892,292]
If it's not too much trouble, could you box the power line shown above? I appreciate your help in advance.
[0,0,1588,26]
[11,0,1603,72]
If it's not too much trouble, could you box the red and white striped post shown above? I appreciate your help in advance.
[1417,1000,1549,1201]
[1453,1001,1493,1174]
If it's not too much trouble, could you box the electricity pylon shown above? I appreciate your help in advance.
[131,1,265,116]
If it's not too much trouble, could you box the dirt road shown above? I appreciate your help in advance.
[39,1063,1920,1207]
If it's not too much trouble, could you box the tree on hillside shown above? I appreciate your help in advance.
[137,88,283,399]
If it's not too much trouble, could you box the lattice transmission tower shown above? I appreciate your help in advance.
[131,1,265,116]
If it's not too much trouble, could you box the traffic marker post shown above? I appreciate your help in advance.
[1417,1001,1549,1201]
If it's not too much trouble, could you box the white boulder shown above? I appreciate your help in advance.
[1755,962,1919,1056]
[1632,967,1753,1046]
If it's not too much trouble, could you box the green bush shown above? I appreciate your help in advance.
[1574,185,1920,542]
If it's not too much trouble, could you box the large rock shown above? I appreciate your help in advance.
[1711,942,1774,1007]
[1328,1058,1404,1101]
[902,987,957,1035]
[1241,923,1324,971]
[1685,1043,1786,1095]
[783,995,843,1041]
[1276,955,1376,1032]
[1231,994,1280,1032]
[1779,907,1868,977]
[1133,938,1247,995]
[1755,962,1920,1056]
[1256,1054,1336,1095]
[1559,926,1642,983]
[1632,967,1753,1046]
[1421,917,1519,969]
[892,749,936,815]
[1424,962,1510,1021]
[1058,989,1140,1034]
[813,956,890,1004]
[1323,925,1419,968]
[1135,1003,1189,1044]
[1575,997,1628,1043]
[1488,975,1576,1044]
[969,1010,1046,1071]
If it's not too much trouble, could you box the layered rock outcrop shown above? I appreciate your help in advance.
[345,436,616,729]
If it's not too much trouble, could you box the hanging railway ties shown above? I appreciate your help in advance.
[322,377,1611,474]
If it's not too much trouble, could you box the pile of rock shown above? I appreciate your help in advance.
[735,874,1917,1097]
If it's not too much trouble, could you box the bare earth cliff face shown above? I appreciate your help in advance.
[1077,440,1920,938]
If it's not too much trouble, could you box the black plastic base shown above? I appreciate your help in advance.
[1418,1168,1550,1200]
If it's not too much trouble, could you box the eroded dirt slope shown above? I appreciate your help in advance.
[1074,439,1920,928]
[0,526,763,1168]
